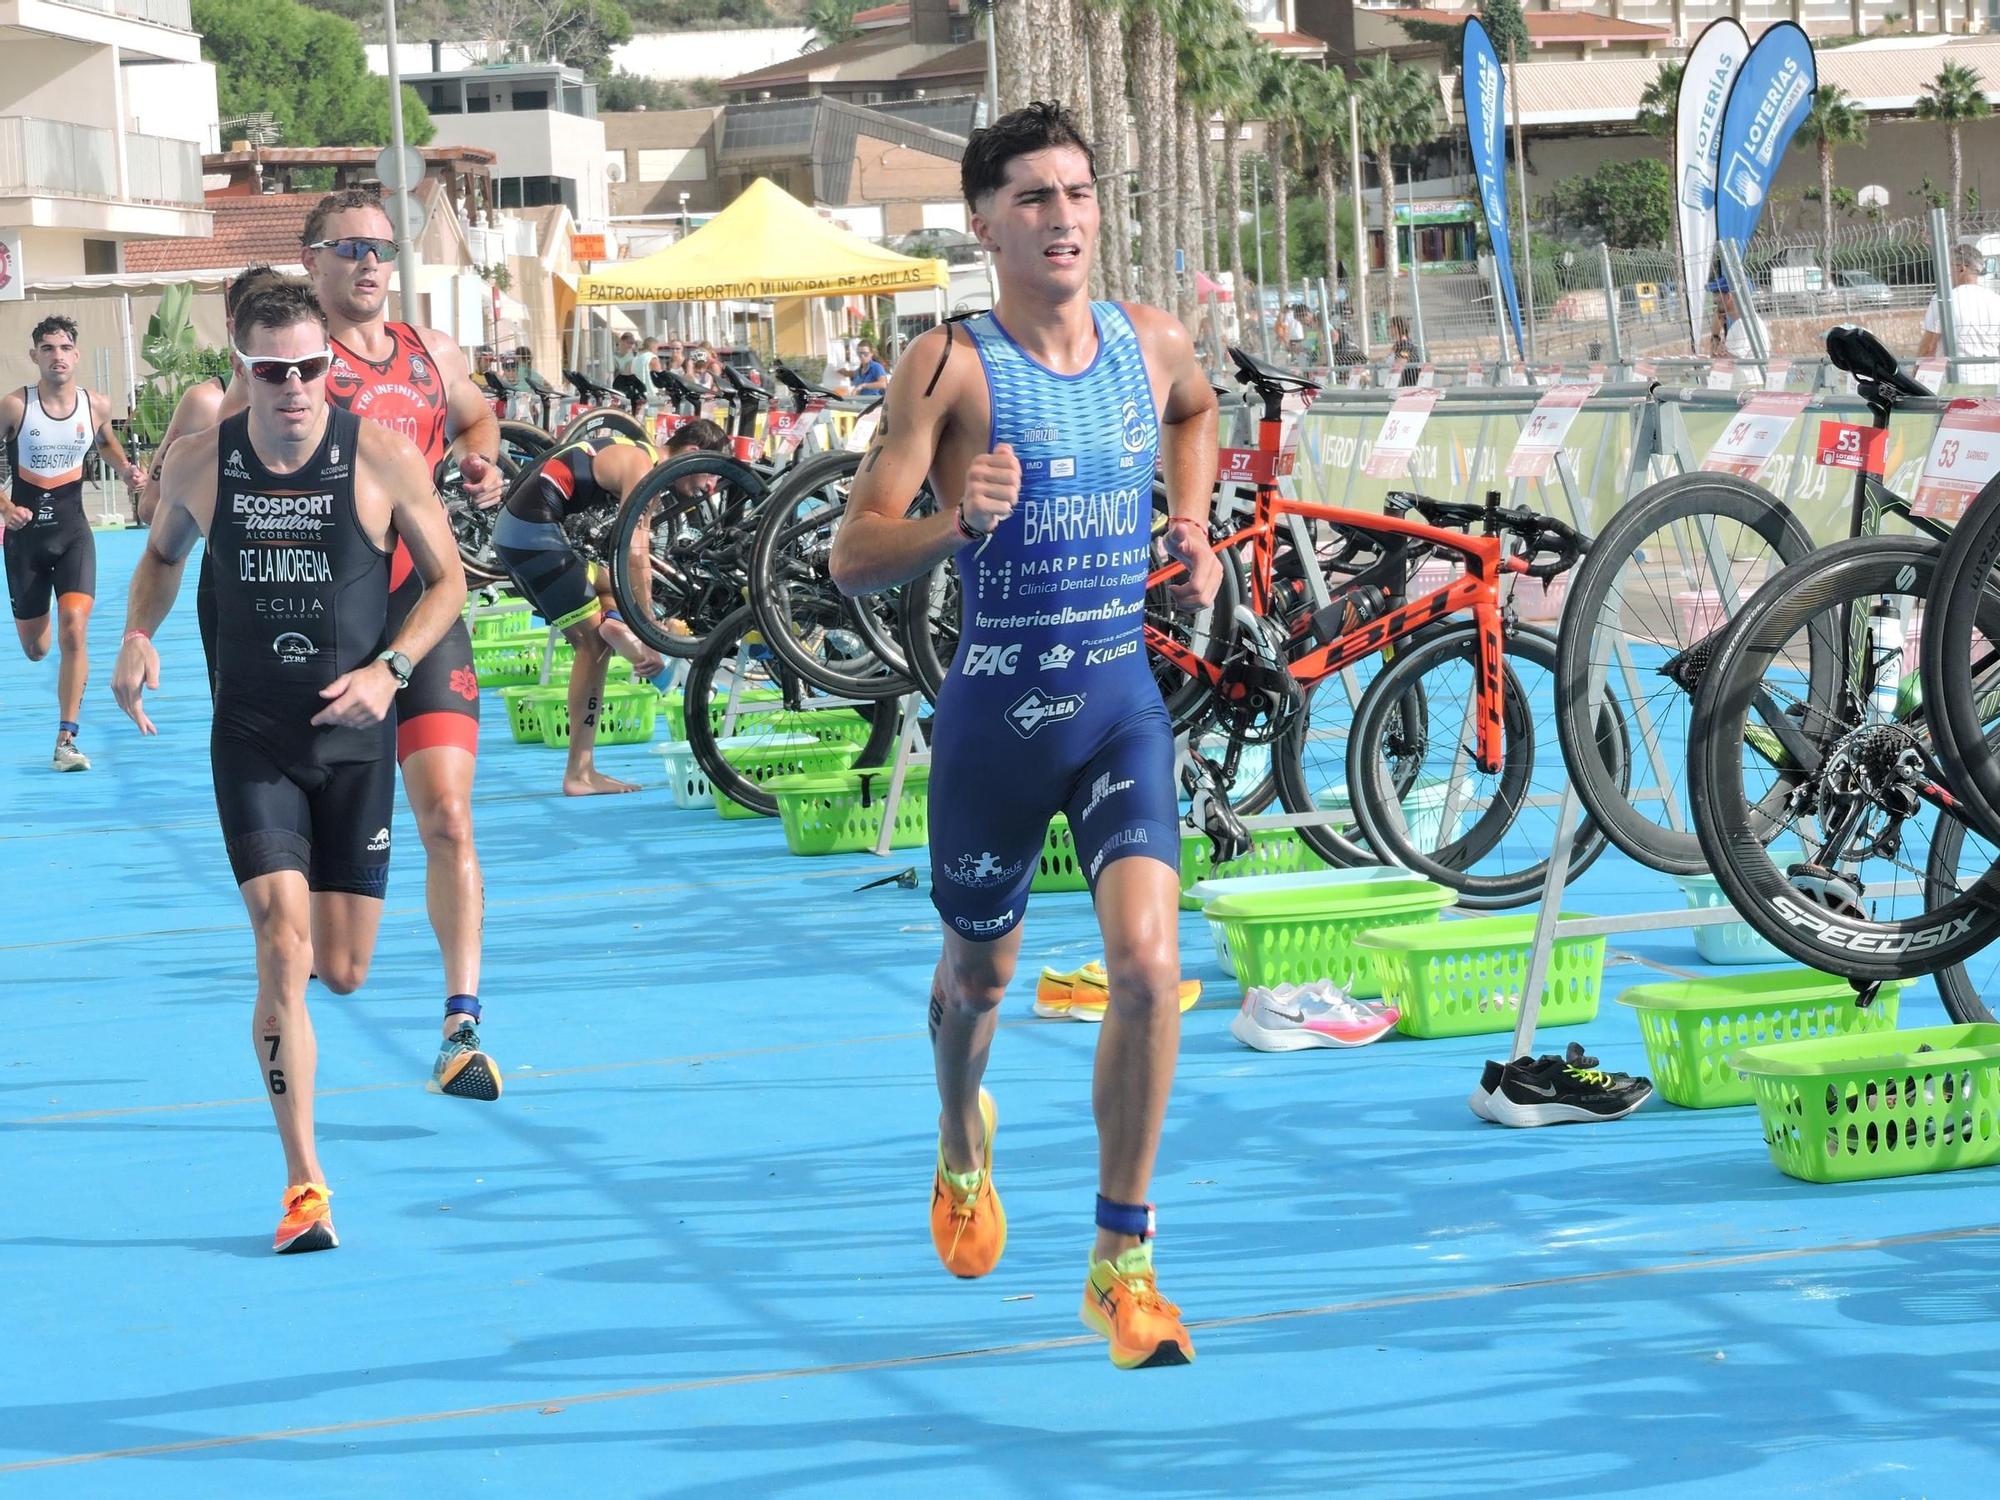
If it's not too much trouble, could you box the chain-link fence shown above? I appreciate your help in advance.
[1281,208,2000,378]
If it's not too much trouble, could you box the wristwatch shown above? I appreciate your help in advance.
[377,649,414,688]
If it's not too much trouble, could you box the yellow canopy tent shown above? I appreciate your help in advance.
[574,177,948,355]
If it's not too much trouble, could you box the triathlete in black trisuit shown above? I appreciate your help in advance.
[113,278,469,1255]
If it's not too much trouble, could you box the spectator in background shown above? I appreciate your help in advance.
[1919,242,2000,384]
[1283,304,1308,361]
[611,331,652,414]
[685,344,718,392]
[851,339,889,395]
[1388,315,1419,387]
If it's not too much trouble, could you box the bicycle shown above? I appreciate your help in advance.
[1675,328,2000,1021]
[898,346,1614,907]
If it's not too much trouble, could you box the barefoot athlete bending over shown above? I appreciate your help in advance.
[211,191,504,1099]
[492,418,728,795]
[829,103,1221,1369]
[2,315,146,772]
[114,280,468,1253]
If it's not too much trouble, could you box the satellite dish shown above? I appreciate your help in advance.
[1858,184,1890,209]
[606,159,626,183]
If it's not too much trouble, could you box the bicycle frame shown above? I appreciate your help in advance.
[1146,377,1522,774]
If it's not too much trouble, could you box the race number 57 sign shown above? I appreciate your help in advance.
[1911,398,2000,521]
[1361,388,1442,478]
[1504,383,1596,480]
[1701,392,1810,479]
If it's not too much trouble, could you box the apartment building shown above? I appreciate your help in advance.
[0,0,211,289]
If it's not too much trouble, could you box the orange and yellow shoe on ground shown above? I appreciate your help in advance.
[1080,1244,1194,1369]
[274,1182,338,1255]
[929,1089,1005,1278]
[1035,961,1200,1021]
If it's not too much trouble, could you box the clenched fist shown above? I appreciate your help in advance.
[959,442,1021,537]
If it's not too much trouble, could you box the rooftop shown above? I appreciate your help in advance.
[1376,8,1672,43]
[121,193,322,275]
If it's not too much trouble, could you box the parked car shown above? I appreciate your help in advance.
[1825,270,1894,307]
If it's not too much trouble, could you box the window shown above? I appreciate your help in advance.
[429,85,460,114]
[83,238,116,275]
[512,90,549,111]
[468,92,491,114]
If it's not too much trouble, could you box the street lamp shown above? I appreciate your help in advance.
[679,191,690,239]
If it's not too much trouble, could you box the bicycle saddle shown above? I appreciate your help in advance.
[774,363,837,402]
[1826,326,1930,397]
[1228,345,1318,392]
[567,370,613,401]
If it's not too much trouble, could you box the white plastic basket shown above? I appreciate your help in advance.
[654,734,814,809]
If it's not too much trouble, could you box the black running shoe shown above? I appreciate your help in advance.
[1485,1042,1653,1127]
[1467,1059,1506,1121]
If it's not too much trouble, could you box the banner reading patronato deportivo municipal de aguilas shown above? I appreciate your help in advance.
[1461,18,1523,360]
[1716,22,1818,255]
[1675,18,1748,355]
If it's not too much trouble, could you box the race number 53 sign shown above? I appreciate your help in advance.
[1911,398,2000,521]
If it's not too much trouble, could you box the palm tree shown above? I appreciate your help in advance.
[1127,2,1173,308]
[1797,85,1868,298]
[1354,55,1439,310]
[1917,62,1991,244]
[1254,52,1306,322]
[804,0,860,51]
[993,0,1032,113]
[1295,62,1352,317]
[1207,38,1259,320]
[1082,0,1131,299]
[1636,59,1682,142]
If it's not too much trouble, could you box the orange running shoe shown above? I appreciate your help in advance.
[274,1182,338,1255]
[1033,961,1106,1018]
[929,1089,1005,1278]
[1065,970,1202,1023]
[1080,1244,1194,1368]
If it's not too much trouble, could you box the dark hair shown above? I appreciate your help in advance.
[302,187,388,247]
[961,100,1096,210]
[30,315,78,347]
[224,264,285,321]
[232,278,327,343]
[665,418,728,454]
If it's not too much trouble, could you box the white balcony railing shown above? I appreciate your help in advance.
[126,131,202,205]
[49,0,196,30]
[0,117,203,206]
[0,116,116,198]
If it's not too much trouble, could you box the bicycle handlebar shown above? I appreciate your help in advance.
[1385,490,1587,581]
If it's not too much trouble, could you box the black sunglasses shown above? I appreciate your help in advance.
[235,345,333,385]
[309,236,401,264]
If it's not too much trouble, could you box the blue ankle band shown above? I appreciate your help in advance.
[1095,1195,1155,1239]
[445,994,481,1021]
[58,721,78,737]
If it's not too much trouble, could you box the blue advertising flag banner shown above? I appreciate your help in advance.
[1715,22,1818,253]
[1460,18,1523,361]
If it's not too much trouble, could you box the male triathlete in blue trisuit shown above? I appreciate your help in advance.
[831,102,1220,1369]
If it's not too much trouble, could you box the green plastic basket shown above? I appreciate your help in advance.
[498,684,549,744]
[1621,971,1903,1109]
[1354,913,1604,1038]
[1732,1024,2000,1183]
[1177,827,1328,909]
[1191,867,1423,978]
[467,599,537,641]
[532,681,659,747]
[772,764,929,855]
[472,637,552,688]
[1034,814,1089,893]
[762,707,875,747]
[1206,880,1453,998]
[661,688,784,742]
[713,737,863,819]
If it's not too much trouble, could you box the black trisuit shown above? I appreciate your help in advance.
[207,405,396,896]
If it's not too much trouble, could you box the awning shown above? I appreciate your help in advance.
[575,177,947,305]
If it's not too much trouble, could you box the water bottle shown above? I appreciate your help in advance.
[1871,598,1904,721]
